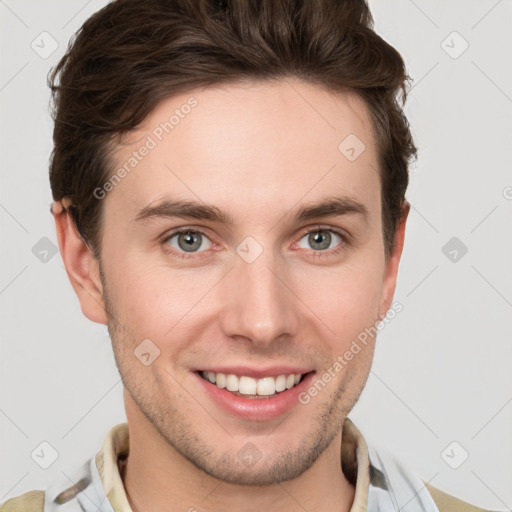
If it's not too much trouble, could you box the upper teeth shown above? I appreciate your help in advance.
[201,371,302,396]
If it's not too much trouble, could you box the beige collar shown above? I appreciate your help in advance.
[95,417,370,511]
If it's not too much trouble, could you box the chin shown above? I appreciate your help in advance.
[183,430,337,487]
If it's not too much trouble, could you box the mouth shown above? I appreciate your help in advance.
[193,365,316,420]
[197,370,308,399]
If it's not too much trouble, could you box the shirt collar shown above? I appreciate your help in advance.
[94,417,371,512]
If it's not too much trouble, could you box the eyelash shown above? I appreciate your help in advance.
[160,225,349,260]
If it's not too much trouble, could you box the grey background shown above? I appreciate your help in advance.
[1,0,511,508]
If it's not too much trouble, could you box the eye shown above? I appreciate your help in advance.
[296,228,345,252]
[164,229,213,254]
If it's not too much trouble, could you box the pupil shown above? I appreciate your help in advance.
[179,231,201,252]
[310,230,330,250]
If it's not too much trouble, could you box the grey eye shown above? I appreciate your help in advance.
[297,230,342,251]
[167,231,212,253]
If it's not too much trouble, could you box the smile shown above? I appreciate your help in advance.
[194,366,316,419]
[199,371,305,397]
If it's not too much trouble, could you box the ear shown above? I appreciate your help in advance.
[52,199,108,324]
[378,202,410,319]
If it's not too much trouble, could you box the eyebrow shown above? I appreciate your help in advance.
[133,196,369,226]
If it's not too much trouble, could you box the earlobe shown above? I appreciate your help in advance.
[52,200,108,325]
[379,202,410,319]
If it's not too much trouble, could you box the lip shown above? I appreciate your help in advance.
[194,366,313,379]
[194,370,316,421]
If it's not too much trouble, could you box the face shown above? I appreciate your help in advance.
[83,79,403,485]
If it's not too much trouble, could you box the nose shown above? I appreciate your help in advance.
[218,246,299,348]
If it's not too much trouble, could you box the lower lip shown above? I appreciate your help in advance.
[194,371,316,420]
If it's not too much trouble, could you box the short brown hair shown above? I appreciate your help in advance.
[48,0,417,260]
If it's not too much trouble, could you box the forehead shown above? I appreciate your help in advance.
[106,78,380,227]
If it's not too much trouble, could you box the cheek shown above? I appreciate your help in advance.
[105,255,217,345]
[294,260,384,340]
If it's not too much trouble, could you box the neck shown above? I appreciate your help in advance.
[122,400,355,512]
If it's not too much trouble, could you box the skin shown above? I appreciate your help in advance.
[53,78,408,512]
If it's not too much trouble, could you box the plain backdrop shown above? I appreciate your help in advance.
[1,0,511,509]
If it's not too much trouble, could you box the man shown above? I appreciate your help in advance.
[0,0,500,511]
